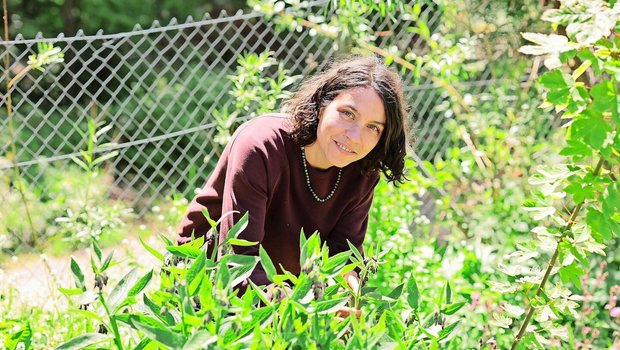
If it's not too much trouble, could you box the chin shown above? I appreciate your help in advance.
[329,156,358,168]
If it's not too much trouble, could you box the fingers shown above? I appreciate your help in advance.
[335,306,362,319]
[344,271,360,293]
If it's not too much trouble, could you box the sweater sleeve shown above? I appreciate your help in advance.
[218,131,272,287]
[325,175,380,257]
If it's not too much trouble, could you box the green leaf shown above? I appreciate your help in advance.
[259,245,277,282]
[386,283,405,300]
[586,207,620,243]
[539,69,569,89]
[311,297,349,314]
[441,302,467,315]
[128,270,153,298]
[92,240,102,261]
[159,233,174,246]
[70,257,85,290]
[228,256,259,287]
[438,320,460,341]
[58,287,84,296]
[6,323,32,350]
[321,250,351,277]
[143,294,175,326]
[71,156,90,172]
[407,276,420,310]
[92,150,119,166]
[55,333,112,350]
[201,208,218,231]
[133,338,153,350]
[571,60,591,80]
[591,78,618,118]
[79,149,92,164]
[564,181,595,203]
[577,49,600,74]
[290,275,313,302]
[559,263,584,290]
[546,87,571,105]
[108,267,140,312]
[140,236,164,262]
[187,252,206,295]
[560,139,592,157]
[100,250,114,271]
[227,238,258,247]
[166,236,204,259]
[215,261,231,289]
[129,315,184,349]
[225,211,249,241]
[444,281,452,304]
[346,240,364,263]
[234,306,275,342]
[183,331,217,350]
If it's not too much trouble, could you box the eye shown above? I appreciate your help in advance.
[368,124,381,134]
[341,110,355,119]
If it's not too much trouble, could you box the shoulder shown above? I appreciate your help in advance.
[226,114,293,169]
[230,114,292,151]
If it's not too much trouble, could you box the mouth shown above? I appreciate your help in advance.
[334,140,356,154]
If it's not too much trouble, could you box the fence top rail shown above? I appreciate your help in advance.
[0,10,264,45]
[0,0,332,45]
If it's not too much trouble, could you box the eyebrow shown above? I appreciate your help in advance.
[343,104,386,126]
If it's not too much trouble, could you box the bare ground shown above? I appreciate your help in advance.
[0,234,164,313]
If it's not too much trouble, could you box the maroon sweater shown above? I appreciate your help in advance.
[177,114,379,286]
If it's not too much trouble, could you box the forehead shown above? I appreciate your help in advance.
[332,87,386,123]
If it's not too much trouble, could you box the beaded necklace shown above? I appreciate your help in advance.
[300,146,342,203]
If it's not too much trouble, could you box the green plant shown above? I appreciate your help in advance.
[2,39,64,247]
[53,118,132,249]
[486,1,620,348]
[54,205,467,349]
[213,51,300,149]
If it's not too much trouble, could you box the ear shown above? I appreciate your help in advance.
[317,106,325,121]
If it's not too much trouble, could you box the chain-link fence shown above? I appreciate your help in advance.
[0,3,532,221]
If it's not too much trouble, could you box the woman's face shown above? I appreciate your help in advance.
[305,86,386,169]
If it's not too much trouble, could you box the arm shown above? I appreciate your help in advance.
[177,122,274,288]
[326,175,380,257]
[219,138,272,287]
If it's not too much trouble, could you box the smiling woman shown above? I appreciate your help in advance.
[177,55,409,295]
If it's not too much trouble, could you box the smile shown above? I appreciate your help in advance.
[334,140,355,154]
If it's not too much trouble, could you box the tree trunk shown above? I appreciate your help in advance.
[61,0,80,35]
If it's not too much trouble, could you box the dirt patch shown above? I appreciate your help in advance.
[0,235,164,313]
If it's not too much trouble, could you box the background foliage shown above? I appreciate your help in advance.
[1,0,619,349]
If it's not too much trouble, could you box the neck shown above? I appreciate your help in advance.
[303,142,331,170]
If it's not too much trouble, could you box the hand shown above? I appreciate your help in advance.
[336,271,362,319]
[343,271,360,293]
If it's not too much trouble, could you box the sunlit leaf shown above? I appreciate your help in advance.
[56,333,112,350]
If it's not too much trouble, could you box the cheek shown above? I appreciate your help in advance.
[364,135,383,154]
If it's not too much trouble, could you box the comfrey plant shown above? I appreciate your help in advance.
[57,208,465,349]
[489,1,620,348]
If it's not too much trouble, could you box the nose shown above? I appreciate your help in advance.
[345,123,362,144]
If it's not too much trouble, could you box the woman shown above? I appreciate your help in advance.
[178,55,408,291]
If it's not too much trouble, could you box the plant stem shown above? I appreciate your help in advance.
[511,157,604,349]
[354,264,371,310]
[99,295,124,350]
[2,0,37,247]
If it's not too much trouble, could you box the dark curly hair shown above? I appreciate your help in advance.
[284,55,410,184]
